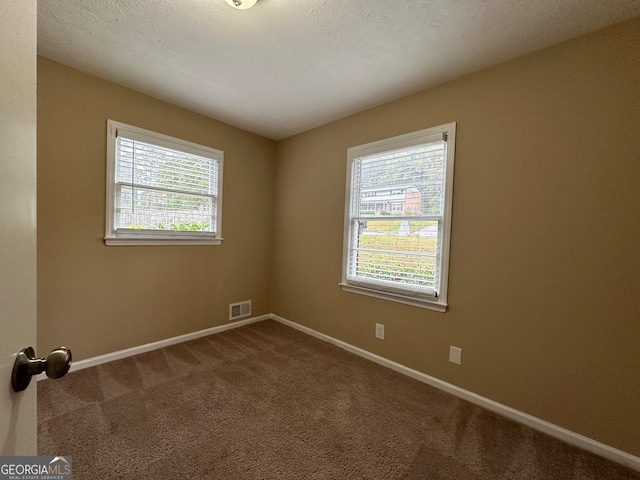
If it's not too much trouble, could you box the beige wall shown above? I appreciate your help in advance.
[272,17,640,456]
[37,57,276,361]
[38,18,640,457]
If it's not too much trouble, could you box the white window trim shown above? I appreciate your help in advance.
[105,120,224,246]
[340,123,456,312]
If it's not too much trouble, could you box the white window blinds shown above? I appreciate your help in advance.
[105,120,224,246]
[342,124,456,311]
[115,136,218,232]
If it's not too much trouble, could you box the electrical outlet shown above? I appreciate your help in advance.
[375,323,385,340]
[449,346,462,365]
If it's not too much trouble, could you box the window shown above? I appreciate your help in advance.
[362,203,376,213]
[105,120,223,246]
[341,123,456,312]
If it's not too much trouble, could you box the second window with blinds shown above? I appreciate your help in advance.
[105,120,224,246]
[341,123,456,312]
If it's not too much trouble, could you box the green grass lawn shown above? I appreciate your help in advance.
[364,219,436,234]
[355,233,437,286]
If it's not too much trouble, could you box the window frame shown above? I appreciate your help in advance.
[340,123,456,312]
[105,120,224,246]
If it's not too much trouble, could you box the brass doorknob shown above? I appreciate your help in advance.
[11,346,72,392]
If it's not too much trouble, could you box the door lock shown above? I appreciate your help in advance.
[11,346,72,392]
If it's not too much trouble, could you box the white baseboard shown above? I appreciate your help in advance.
[37,314,269,379]
[270,314,640,473]
[40,311,640,472]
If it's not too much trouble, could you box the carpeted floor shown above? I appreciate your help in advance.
[38,320,640,479]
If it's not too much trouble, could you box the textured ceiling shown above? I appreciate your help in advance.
[38,0,640,140]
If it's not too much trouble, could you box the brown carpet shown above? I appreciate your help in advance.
[38,320,640,479]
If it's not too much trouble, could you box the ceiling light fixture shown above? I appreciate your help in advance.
[224,0,258,9]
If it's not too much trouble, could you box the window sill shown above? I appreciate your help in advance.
[105,235,223,246]
[339,283,447,312]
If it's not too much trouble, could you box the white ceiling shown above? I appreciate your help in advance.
[38,0,640,140]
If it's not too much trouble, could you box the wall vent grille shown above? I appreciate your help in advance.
[229,300,252,320]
